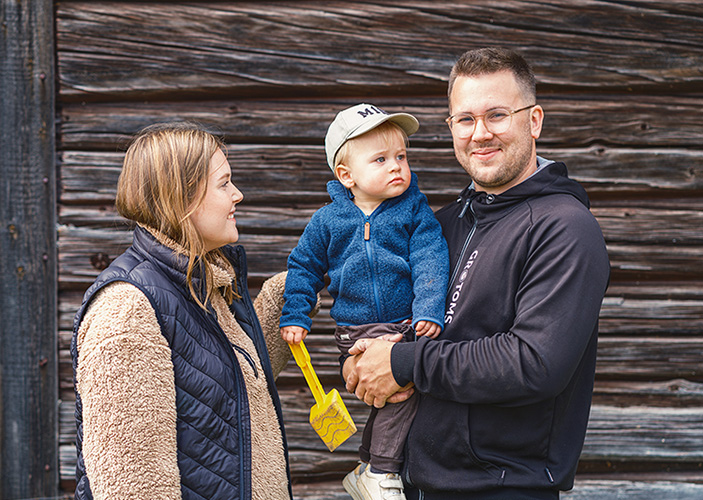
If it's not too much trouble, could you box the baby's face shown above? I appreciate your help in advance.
[340,128,411,212]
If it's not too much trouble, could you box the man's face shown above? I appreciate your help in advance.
[448,70,543,194]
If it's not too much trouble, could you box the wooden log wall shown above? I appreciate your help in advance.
[55,1,703,498]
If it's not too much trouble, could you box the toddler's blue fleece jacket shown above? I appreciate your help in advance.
[281,173,449,331]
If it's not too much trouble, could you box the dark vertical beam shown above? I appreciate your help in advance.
[0,0,57,498]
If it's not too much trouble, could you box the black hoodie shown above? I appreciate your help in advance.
[392,160,610,496]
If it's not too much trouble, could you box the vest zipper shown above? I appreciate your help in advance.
[231,343,259,378]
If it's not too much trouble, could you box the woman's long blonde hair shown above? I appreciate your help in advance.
[116,122,235,309]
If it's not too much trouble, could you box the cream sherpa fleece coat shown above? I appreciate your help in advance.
[75,232,294,500]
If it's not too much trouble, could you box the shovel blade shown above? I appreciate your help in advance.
[309,388,357,452]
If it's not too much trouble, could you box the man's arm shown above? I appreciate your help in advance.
[350,204,610,407]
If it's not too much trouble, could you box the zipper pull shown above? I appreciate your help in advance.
[458,198,471,219]
[364,221,370,240]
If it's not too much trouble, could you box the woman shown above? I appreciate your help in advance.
[71,122,295,499]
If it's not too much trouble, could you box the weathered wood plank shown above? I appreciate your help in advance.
[59,94,703,150]
[594,338,703,380]
[0,0,58,497]
[583,405,703,461]
[593,380,703,408]
[598,297,703,336]
[592,207,703,245]
[56,1,703,100]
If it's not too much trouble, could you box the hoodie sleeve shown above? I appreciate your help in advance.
[75,282,181,499]
[407,193,450,329]
[280,211,330,331]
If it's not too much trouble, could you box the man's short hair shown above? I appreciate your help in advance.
[448,47,536,103]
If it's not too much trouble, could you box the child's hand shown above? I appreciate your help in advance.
[280,326,308,344]
[415,321,441,339]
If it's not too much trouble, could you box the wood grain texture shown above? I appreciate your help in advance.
[59,94,703,149]
[53,0,703,493]
[56,1,703,101]
[0,0,58,497]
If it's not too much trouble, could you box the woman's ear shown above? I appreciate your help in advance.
[335,164,355,189]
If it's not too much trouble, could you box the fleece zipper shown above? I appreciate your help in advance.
[363,214,383,320]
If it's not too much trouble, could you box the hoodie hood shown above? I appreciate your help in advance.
[456,160,590,224]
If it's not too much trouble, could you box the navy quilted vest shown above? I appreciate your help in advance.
[71,226,290,499]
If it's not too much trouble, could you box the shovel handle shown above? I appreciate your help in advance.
[289,341,326,405]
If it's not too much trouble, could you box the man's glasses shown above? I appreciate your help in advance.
[445,104,535,138]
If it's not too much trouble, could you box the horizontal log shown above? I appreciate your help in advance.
[56,2,703,101]
[598,296,703,336]
[593,338,703,380]
[593,380,703,408]
[59,94,703,150]
[583,405,703,461]
[591,207,703,245]
[59,146,703,209]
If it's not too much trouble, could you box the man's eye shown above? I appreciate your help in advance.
[457,116,475,125]
[488,111,509,121]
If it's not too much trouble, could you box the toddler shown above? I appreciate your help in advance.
[280,103,449,500]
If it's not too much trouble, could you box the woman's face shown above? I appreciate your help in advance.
[190,149,244,252]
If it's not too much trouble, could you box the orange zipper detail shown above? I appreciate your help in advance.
[364,221,370,240]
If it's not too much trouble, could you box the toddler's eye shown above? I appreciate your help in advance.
[375,156,386,164]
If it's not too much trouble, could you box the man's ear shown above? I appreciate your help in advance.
[530,104,544,140]
[335,164,355,189]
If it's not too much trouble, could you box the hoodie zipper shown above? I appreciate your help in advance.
[363,215,383,320]
[447,196,478,295]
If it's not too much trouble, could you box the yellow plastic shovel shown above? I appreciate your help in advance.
[289,341,357,451]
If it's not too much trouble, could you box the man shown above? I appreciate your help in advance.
[343,47,610,500]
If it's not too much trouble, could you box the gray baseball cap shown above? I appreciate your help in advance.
[324,103,419,170]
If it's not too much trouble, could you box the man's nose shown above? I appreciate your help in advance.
[471,117,493,141]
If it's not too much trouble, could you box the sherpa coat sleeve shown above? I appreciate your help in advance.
[75,281,182,500]
[254,271,293,378]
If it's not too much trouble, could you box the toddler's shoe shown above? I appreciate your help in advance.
[344,462,406,500]
[343,462,366,500]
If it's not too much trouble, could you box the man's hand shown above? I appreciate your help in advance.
[343,337,413,408]
[415,320,441,339]
[280,325,308,344]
